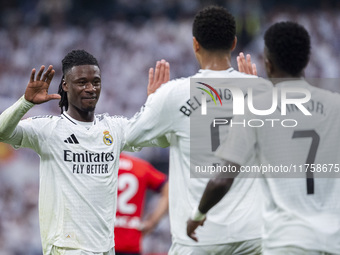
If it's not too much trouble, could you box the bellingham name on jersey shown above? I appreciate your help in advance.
[179,87,244,117]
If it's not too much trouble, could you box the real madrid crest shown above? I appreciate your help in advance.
[103,130,113,146]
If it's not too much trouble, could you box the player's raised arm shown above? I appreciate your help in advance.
[0,65,60,142]
[25,65,61,104]
[125,59,171,149]
[147,59,170,96]
[237,52,257,76]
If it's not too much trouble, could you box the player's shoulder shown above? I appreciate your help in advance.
[230,70,272,89]
[94,113,129,135]
[18,115,62,134]
[28,114,56,120]
[255,77,273,88]
[24,114,60,125]
[227,69,257,78]
[310,85,340,106]
[95,112,112,121]
[310,83,339,96]
[96,113,128,123]
[198,68,272,91]
[284,79,340,104]
[148,76,191,107]
[158,76,190,93]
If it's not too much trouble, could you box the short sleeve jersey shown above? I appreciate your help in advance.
[216,80,340,253]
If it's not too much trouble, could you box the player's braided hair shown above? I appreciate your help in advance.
[192,6,236,51]
[264,21,311,77]
[58,49,99,113]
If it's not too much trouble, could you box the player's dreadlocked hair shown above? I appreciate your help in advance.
[192,6,236,51]
[58,50,99,113]
[264,21,311,77]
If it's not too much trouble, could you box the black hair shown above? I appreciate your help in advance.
[264,21,311,76]
[58,49,99,113]
[192,6,236,51]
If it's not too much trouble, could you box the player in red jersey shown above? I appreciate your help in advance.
[115,153,169,255]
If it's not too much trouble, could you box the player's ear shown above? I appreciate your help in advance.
[62,79,68,92]
[193,37,200,52]
[230,36,237,51]
[264,46,274,77]
[265,57,274,77]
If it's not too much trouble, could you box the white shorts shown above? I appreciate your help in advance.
[263,246,337,255]
[168,238,262,255]
[51,246,116,255]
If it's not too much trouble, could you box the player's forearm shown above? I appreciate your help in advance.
[126,92,171,149]
[126,125,170,149]
[150,182,169,224]
[141,182,169,233]
[198,177,234,214]
[0,95,34,141]
[198,162,239,214]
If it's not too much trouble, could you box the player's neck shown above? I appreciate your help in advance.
[65,108,95,122]
[269,70,304,82]
[199,53,232,71]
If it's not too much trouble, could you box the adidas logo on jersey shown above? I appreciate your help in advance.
[64,134,79,144]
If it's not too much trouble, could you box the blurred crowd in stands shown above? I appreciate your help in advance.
[0,0,339,254]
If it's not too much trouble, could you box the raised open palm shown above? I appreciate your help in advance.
[237,52,258,76]
[147,59,170,96]
[24,65,61,104]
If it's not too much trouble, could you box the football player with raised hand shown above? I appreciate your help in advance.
[188,21,340,255]
[0,50,169,255]
[126,6,271,255]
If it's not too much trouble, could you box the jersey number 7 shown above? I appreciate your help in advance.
[292,130,320,195]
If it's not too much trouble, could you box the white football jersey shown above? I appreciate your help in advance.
[216,80,340,253]
[127,68,271,245]
[4,112,134,254]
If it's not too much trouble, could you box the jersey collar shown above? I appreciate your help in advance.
[62,112,96,128]
[198,67,234,73]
